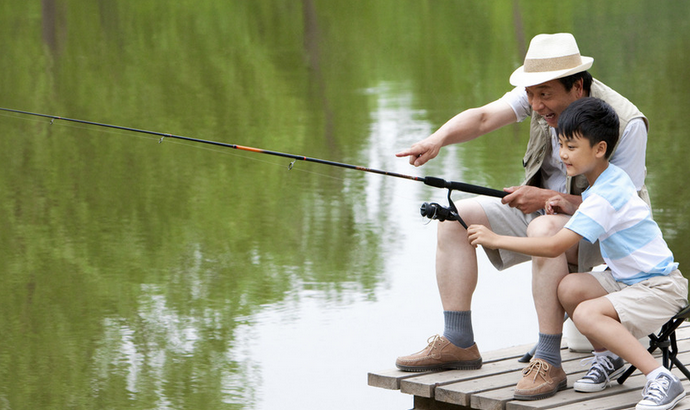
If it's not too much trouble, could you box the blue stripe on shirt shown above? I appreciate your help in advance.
[565,211,603,244]
[618,257,679,285]
[582,168,633,211]
[600,219,662,260]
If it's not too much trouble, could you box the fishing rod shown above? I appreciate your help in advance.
[0,107,507,227]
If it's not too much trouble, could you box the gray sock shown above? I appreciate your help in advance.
[534,333,562,367]
[443,310,474,348]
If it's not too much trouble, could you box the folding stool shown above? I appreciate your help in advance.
[618,305,690,384]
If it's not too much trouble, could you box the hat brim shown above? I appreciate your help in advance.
[509,57,594,87]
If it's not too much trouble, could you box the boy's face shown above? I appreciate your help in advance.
[525,79,583,128]
[558,133,606,177]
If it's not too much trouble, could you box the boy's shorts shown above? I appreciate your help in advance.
[589,269,689,339]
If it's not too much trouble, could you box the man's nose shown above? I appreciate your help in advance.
[530,96,544,111]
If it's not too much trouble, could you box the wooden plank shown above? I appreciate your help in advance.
[436,370,530,406]
[413,395,471,410]
[470,386,516,410]
[505,374,648,410]
[367,368,436,390]
[367,342,541,392]
[466,357,591,410]
[367,339,569,394]
[400,359,528,398]
[550,378,690,410]
[476,353,690,410]
[368,319,690,410]
[401,348,590,398]
[465,334,690,409]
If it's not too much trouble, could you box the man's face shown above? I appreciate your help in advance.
[525,79,583,128]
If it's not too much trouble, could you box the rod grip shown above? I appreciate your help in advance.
[423,176,507,198]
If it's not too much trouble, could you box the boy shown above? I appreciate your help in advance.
[467,97,688,410]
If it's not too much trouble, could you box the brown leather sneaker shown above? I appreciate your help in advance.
[395,335,482,372]
[514,358,567,400]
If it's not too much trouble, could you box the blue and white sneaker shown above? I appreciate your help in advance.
[636,373,686,410]
[574,354,625,392]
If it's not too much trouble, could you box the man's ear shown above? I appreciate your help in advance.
[574,78,585,99]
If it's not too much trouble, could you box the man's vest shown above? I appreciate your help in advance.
[521,78,649,199]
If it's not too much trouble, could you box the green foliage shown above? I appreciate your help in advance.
[0,0,689,408]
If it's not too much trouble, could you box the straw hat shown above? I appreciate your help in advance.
[509,33,594,87]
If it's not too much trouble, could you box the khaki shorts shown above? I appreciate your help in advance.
[589,269,689,339]
[475,196,539,271]
[476,196,604,272]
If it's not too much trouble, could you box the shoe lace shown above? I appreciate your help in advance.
[642,376,671,403]
[523,360,550,382]
[580,355,615,383]
[426,334,443,349]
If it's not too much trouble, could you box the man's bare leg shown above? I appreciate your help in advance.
[511,214,576,400]
[436,199,489,311]
[526,214,578,366]
[395,199,488,371]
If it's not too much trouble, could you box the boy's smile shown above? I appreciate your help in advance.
[558,133,608,186]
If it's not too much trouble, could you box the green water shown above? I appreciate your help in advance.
[1,1,689,409]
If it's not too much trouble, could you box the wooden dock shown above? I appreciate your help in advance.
[368,323,690,410]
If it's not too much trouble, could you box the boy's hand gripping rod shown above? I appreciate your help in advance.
[0,107,508,227]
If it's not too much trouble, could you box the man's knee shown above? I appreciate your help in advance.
[438,200,487,234]
[437,219,467,248]
[558,274,581,308]
[437,200,489,248]
[526,215,568,238]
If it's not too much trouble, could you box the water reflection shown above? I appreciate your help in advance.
[1,1,690,409]
[234,80,537,409]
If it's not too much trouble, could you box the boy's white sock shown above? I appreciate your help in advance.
[647,366,674,381]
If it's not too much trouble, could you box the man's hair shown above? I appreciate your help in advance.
[556,97,620,159]
[558,71,593,94]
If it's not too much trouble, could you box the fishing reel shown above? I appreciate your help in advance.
[419,189,468,228]
[420,202,459,222]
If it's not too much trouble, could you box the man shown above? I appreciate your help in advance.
[394,33,649,400]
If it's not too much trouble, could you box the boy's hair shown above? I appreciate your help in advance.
[556,97,620,159]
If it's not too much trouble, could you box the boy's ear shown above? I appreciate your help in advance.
[595,141,608,158]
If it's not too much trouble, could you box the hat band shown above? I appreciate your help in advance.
[523,54,582,73]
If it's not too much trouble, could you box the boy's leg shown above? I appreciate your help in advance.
[559,275,643,391]
[558,272,609,325]
[571,295,685,409]
[561,272,687,405]
[561,271,688,407]
[572,296,661,374]
[563,269,688,367]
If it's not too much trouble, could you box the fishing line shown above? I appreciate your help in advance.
[0,107,508,227]
[0,109,344,182]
